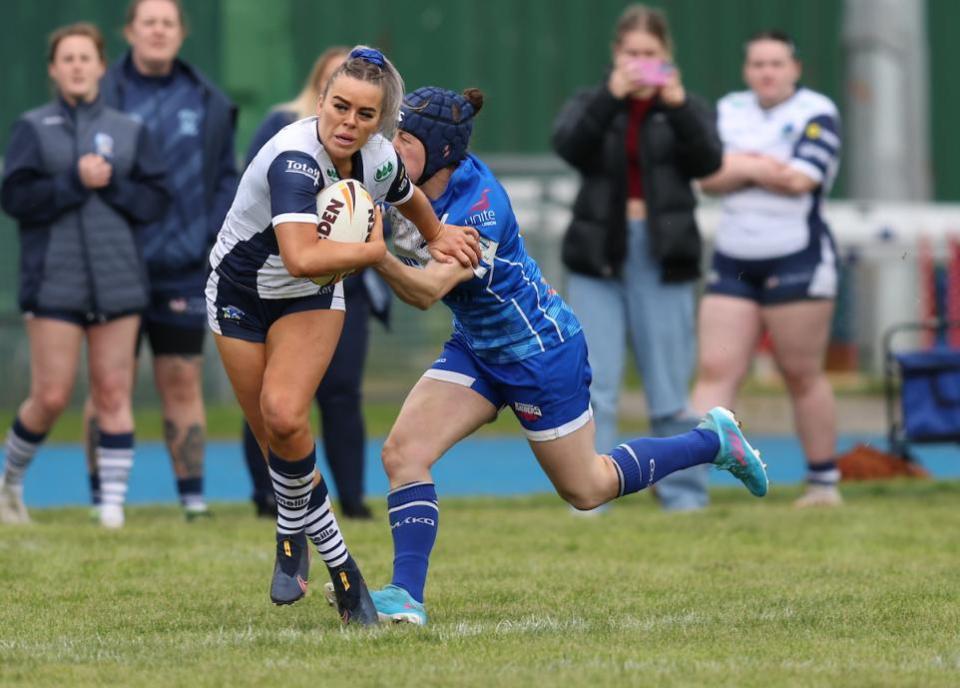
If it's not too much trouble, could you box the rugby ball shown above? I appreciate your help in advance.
[310,179,376,286]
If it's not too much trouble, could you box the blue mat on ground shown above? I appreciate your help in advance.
[19,435,960,507]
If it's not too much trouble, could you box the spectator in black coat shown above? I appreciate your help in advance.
[552,4,722,511]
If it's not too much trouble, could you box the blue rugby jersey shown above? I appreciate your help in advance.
[119,61,208,288]
[428,155,580,364]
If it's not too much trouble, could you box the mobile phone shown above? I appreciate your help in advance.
[631,58,675,87]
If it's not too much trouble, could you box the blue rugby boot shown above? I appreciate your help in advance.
[270,531,309,605]
[370,584,428,626]
[699,407,769,497]
[321,556,379,627]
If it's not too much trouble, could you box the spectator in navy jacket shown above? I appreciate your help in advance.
[240,47,385,520]
[0,22,168,528]
[84,0,239,520]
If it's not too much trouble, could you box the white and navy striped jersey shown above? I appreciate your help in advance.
[209,117,413,298]
[714,87,841,260]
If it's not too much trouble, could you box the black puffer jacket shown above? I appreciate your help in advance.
[552,84,721,282]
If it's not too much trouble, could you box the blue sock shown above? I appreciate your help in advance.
[608,429,720,497]
[388,482,438,604]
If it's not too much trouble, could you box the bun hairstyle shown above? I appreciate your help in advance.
[461,88,485,114]
[324,45,404,139]
[398,86,485,184]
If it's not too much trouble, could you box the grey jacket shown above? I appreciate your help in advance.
[1,97,169,314]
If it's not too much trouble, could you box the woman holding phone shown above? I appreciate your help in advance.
[552,4,722,511]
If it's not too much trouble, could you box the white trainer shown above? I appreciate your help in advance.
[99,503,125,529]
[794,485,843,508]
[0,481,31,524]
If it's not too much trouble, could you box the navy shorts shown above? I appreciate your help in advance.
[205,270,345,343]
[706,233,838,305]
[425,330,593,441]
[22,307,139,328]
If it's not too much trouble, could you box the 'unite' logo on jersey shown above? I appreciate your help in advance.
[466,188,496,228]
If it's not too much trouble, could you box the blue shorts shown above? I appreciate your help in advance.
[205,270,345,343]
[425,331,593,441]
[706,233,838,305]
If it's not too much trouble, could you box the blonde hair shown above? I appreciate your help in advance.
[323,45,404,139]
[278,46,349,120]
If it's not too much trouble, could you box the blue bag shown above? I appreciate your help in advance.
[896,348,960,442]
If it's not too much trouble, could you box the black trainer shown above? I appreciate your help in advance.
[270,531,309,605]
[323,556,379,626]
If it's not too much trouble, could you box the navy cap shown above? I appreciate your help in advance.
[399,86,477,183]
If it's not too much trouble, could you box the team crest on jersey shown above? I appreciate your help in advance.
[178,109,200,136]
[513,402,542,422]
[93,132,115,159]
[374,161,394,182]
[221,305,244,321]
[326,167,339,181]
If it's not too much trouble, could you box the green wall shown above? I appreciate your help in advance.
[0,0,958,315]
[0,0,845,157]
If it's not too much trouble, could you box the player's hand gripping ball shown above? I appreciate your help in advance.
[311,179,376,286]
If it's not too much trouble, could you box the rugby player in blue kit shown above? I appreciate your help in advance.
[348,87,770,625]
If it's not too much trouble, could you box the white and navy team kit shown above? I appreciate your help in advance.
[709,87,841,304]
[206,117,413,341]
[391,154,587,441]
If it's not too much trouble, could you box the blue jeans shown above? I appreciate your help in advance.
[566,219,709,510]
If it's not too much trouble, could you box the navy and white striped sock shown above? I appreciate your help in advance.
[2,418,46,487]
[806,459,840,488]
[268,449,315,536]
[303,477,350,568]
[388,482,439,603]
[97,432,135,510]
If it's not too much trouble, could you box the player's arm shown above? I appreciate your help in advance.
[698,153,767,195]
[276,211,385,278]
[394,186,481,268]
[269,152,384,278]
[374,250,472,310]
[757,114,841,197]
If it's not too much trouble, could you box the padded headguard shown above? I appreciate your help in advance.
[399,86,477,184]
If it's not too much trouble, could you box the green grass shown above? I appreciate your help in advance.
[33,401,539,443]
[2,482,959,687]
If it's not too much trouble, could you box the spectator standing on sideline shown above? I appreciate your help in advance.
[0,23,168,527]
[85,0,238,520]
[692,31,843,508]
[241,47,386,520]
[552,4,722,511]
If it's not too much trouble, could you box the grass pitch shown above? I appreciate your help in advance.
[1,481,958,687]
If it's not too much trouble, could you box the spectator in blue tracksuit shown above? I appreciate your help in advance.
[0,23,168,528]
[84,0,239,519]
[239,46,390,520]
